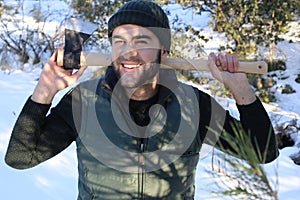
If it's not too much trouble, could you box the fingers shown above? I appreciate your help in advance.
[50,51,57,62]
[210,52,239,73]
[56,47,64,67]
[232,54,239,72]
[218,53,227,71]
[208,52,222,80]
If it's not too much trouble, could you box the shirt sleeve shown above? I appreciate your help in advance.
[234,98,279,162]
[5,89,78,169]
[199,92,278,163]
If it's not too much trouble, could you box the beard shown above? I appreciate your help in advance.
[113,49,162,90]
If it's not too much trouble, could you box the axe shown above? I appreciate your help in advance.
[57,18,268,74]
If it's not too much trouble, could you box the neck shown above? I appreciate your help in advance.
[124,73,159,100]
[127,81,159,101]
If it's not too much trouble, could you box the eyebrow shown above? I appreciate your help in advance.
[112,35,153,41]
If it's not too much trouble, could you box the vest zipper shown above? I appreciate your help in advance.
[138,138,147,199]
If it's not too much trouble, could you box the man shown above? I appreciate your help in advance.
[5,0,278,199]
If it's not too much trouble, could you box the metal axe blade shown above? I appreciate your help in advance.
[63,18,98,69]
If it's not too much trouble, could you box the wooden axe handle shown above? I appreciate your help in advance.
[57,51,268,74]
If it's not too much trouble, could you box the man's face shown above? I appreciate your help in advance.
[111,24,164,89]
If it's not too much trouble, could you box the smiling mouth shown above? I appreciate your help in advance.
[120,61,146,72]
[122,64,142,69]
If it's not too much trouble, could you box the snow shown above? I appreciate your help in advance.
[0,1,300,200]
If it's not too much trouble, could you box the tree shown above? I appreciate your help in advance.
[69,0,130,42]
[259,0,298,63]
[0,1,64,68]
[211,0,298,62]
[164,0,216,14]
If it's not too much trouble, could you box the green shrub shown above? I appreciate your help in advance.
[268,60,287,72]
[258,89,276,103]
[281,84,296,94]
[295,74,300,84]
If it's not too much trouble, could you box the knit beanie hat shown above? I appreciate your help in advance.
[108,0,171,51]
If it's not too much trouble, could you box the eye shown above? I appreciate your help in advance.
[134,39,149,48]
[136,39,147,44]
[136,40,148,44]
[113,39,126,46]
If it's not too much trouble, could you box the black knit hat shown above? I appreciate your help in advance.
[108,0,171,51]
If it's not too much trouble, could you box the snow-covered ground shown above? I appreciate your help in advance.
[0,1,299,199]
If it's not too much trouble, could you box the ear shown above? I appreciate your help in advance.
[160,48,168,63]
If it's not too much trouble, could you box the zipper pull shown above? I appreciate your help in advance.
[140,153,145,166]
[140,142,145,166]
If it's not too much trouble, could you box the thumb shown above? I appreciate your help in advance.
[75,65,88,78]
[68,66,88,85]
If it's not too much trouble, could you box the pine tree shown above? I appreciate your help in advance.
[211,0,298,61]
[69,0,131,39]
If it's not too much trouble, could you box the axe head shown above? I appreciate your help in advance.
[63,18,98,69]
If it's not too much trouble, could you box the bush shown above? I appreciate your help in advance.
[295,74,300,84]
[258,89,276,103]
[0,1,65,69]
[268,60,287,72]
[281,84,296,94]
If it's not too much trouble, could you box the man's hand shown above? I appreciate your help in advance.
[208,52,256,105]
[31,48,87,104]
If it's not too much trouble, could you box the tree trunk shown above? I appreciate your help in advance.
[269,10,275,64]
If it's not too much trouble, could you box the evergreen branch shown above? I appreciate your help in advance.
[206,122,278,200]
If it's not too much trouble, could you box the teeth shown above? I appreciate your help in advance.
[123,64,140,68]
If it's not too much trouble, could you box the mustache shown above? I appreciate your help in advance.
[114,55,145,64]
[113,49,162,65]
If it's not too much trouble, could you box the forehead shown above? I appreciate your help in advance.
[112,24,158,40]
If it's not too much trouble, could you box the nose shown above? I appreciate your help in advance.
[121,44,138,60]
